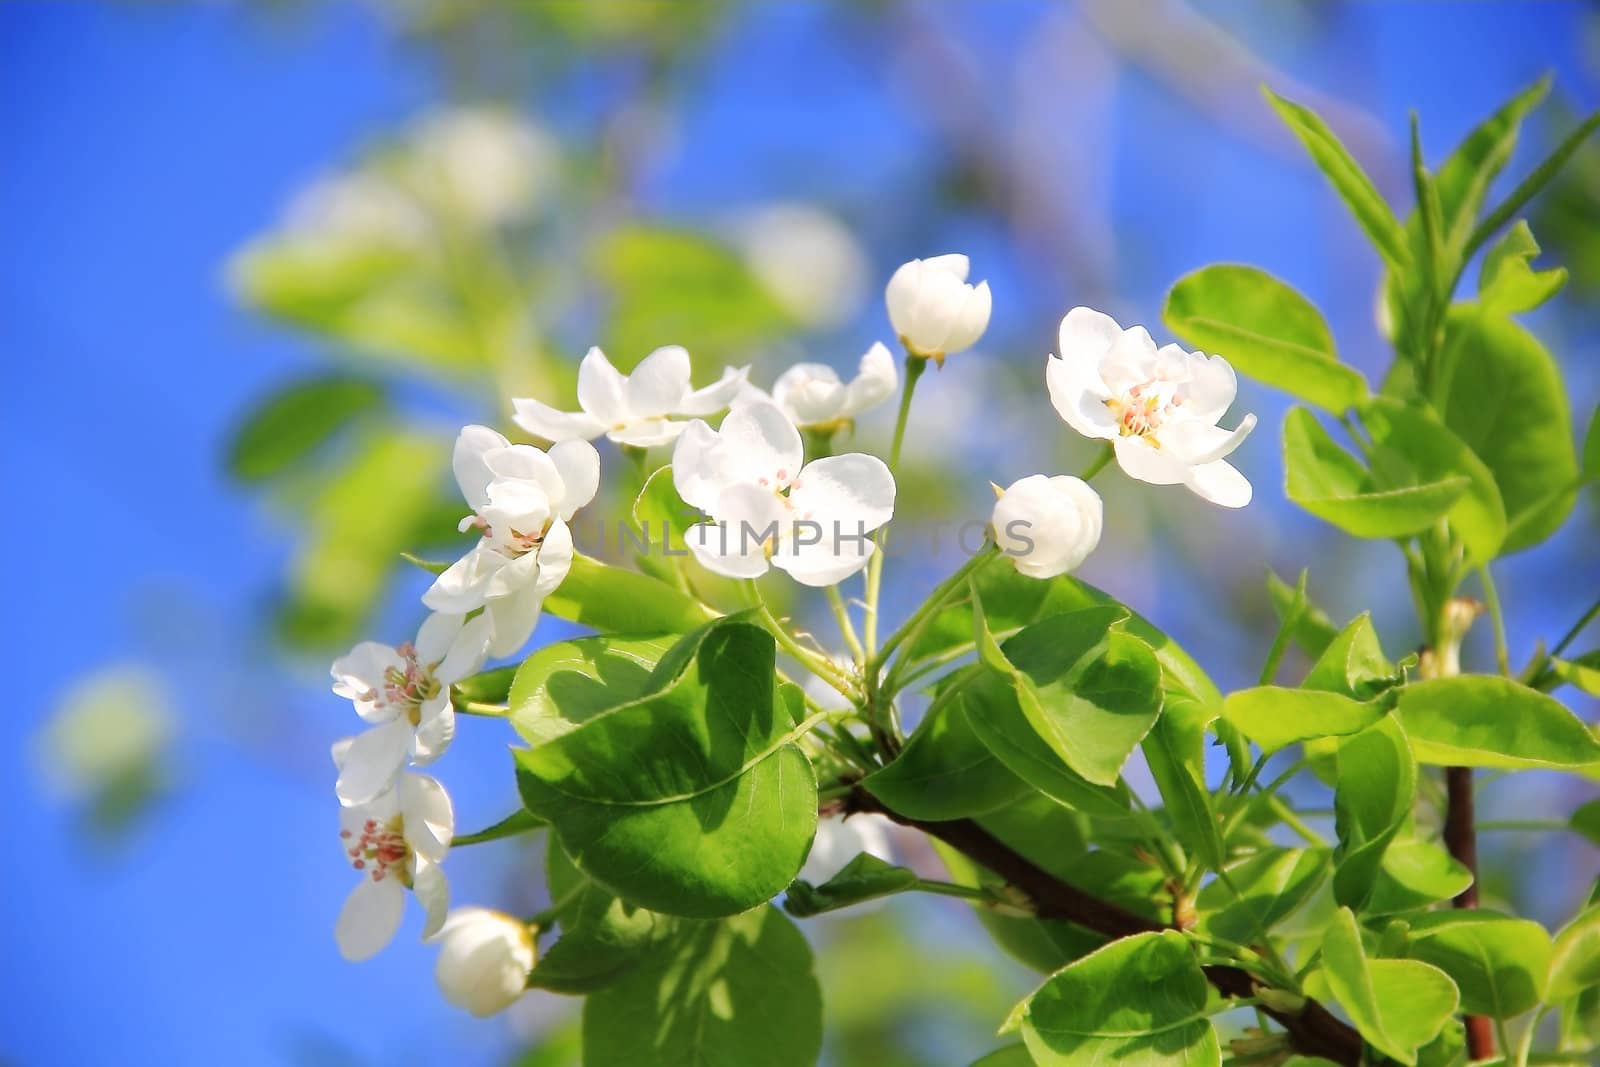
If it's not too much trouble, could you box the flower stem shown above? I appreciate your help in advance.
[1079,441,1114,481]
[743,580,857,700]
[458,701,511,718]
[825,585,865,664]
[875,544,999,689]
[863,351,930,658]
[1478,564,1510,675]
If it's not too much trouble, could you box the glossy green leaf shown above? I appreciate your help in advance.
[1407,911,1552,1018]
[450,665,516,706]
[632,465,697,551]
[1223,687,1387,754]
[1552,654,1600,697]
[864,678,1031,822]
[1264,87,1409,269]
[581,905,822,1067]
[516,619,817,918]
[1141,702,1227,873]
[1480,220,1567,313]
[1549,904,1600,1001]
[1466,110,1600,262]
[1435,76,1550,243]
[226,375,386,482]
[1396,675,1600,771]
[1366,838,1473,914]
[1007,930,1221,1067]
[508,632,679,746]
[453,808,544,847]
[1196,848,1329,945]
[1321,907,1459,1065]
[1432,307,1578,552]
[1360,396,1508,562]
[533,837,676,995]
[782,853,919,918]
[1302,613,1394,699]
[980,608,1164,787]
[544,555,720,634]
[1284,407,1468,539]
[1163,264,1366,413]
[1332,717,1417,909]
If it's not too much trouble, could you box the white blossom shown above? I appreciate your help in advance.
[431,907,537,1017]
[730,203,869,328]
[799,813,897,885]
[330,612,492,807]
[991,475,1103,580]
[1047,307,1256,508]
[672,400,895,587]
[283,171,430,249]
[408,107,558,226]
[885,254,992,361]
[333,757,453,962]
[424,426,599,658]
[760,343,899,432]
[512,346,748,448]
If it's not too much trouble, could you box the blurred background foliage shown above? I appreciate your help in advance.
[5,2,1597,1065]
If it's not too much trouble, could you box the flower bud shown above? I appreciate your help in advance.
[991,475,1103,579]
[431,907,535,1017]
[884,254,991,360]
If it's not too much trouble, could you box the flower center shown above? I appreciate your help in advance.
[383,642,440,726]
[342,816,412,885]
[467,514,548,558]
[1105,381,1181,440]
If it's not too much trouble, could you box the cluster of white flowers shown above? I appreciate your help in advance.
[326,248,1255,1012]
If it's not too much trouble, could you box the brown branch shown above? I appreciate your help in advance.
[851,788,1365,1066]
[1445,764,1495,1060]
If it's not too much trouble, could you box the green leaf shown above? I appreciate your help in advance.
[516,619,817,918]
[1584,404,1600,479]
[968,1048,1034,1067]
[1365,838,1473,914]
[453,808,544,846]
[1431,309,1577,553]
[581,905,822,1067]
[1302,613,1394,699]
[1551,654,1600,697]
[1284,407,1468,540]
[281,428,449,648]
[450,665,516,705]
[535,835,677,995]
[1321,907,1459,1065]
[782,853,919,918]
[1396,675,1600,771]
[863,676,1031,821]
[1435,76,1550,244]
[225,375,385,482]
[1407,911,1553,1018]
[1480,220,1568,313]
[1009,930,1221,1067]
[544,555,720,634]
[979,609,1165,787]
[1267,570,1339,659]
[1141,703,1227,873]
[508,633,680,746]
[1360,396,1508,563]
[1162,264,1367,413]
[1332,717,1417,909]
[632,465,697,550]
[963,673,1135,819]
[1223,687,1387,755]
[1263,87,1409,269]
[1466,110,1600,262]
[1571,797,1600,846]
[1196,848,1329,945]
[1549,904,1600,1001]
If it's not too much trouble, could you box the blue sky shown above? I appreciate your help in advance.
[2,3,1595,1064]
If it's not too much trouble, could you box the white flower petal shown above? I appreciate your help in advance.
[423,543,506,614]
[685,483,788,580]
[717,400,805,489]
[679,365,751,416]
[433,908,534,1018]
[1178,351,1239,423]
[608,417,687,448]
[1057,306,1123,360]
[1161,413,1256,467]
[414,612,465,666]
[624,345,692,418]
[335,718,414,807]
[452,425,511,511]
[547,440,600,518]
[938,279,991,355]
[485,549,542,601]
[1184,459,1253,509]
[575,346,630,427]
[411,855,451,940]
[1045,355,1117,442]
[487,583,546,658]
[672,419,729,512]
[336,876,405,962]
[773,537,874,587]
[788,454,895,535]
[532,518,574,598]
[435,612,493,684]
[484,444,564,502]
[992,474,1102,580]
[399,772,455,860]
[837,342,899,419]
[1113,435,1188,486]
[331,642,405,722]
[773,362,847,426]
[412,695,456,766]
[509,397,605,443]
